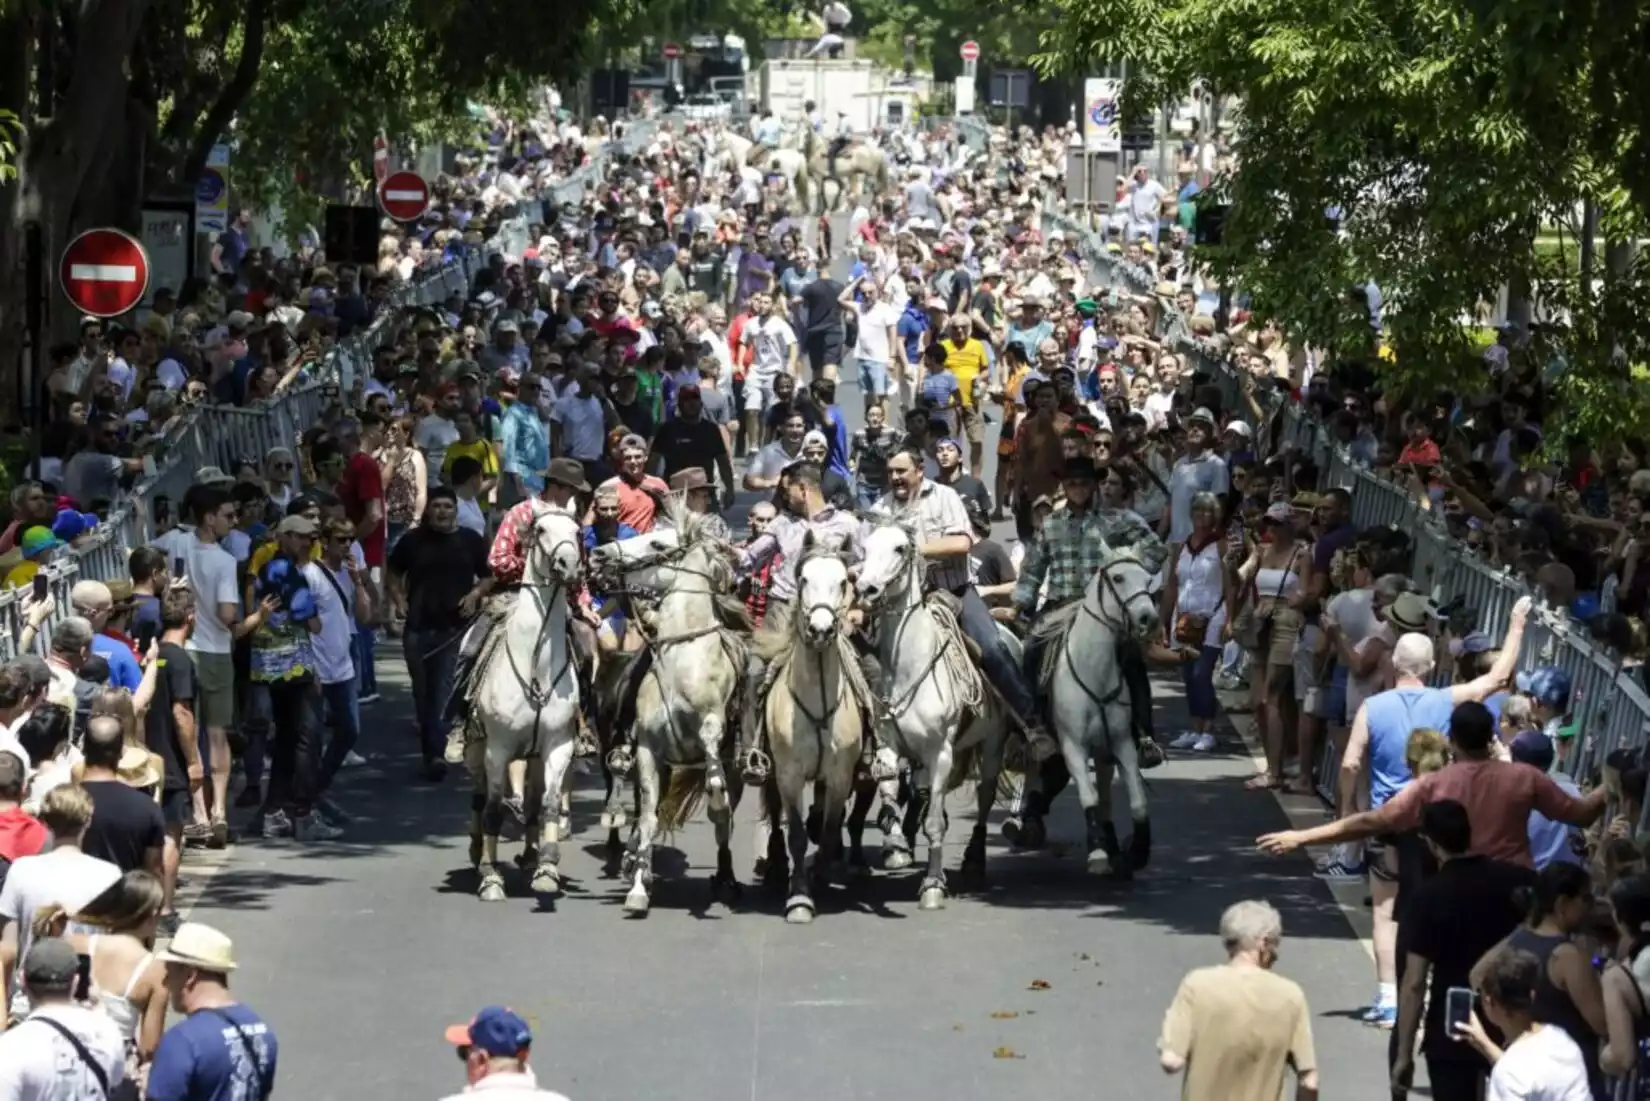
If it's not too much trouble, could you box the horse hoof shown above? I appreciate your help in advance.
[1086,849,1113,877]
[918,885,947,910]
[623,888,650,915]
[1003,816,1047,851]
[958,860,986,889]
[531,866,561,894]
[785,896,816,924]
[558,815,572,838]
[478,876,507,902]
[883,848,913,871]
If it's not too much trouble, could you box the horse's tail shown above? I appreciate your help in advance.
[656,767,708,836]
[874,151,889,195]
[795,159,810,209]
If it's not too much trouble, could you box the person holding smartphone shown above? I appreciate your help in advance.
[1392,798,1535,1099]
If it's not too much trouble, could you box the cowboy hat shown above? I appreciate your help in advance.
[156,922,238,971]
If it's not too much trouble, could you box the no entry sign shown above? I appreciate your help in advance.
[378,170,431,222]
[59,228,150,318]
[959,40,980,62]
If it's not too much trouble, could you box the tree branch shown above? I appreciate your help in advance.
[181,0,267,184]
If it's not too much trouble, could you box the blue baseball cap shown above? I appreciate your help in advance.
[1516,665,1573,711]
[445,1006,532,1057]
[1508,730,1556,772]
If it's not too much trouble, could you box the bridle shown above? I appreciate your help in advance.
[503,506,581,751]
[1061,555,1154,720]
[860,533,959,719]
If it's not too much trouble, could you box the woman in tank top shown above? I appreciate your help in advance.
[1475,863,1608,1098]
[1231,501,1312,790]
[1602,875,1650,1095]
[32,869,167,1071]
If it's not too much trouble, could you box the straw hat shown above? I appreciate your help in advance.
[156,922,238,971]
[117,744,164,791]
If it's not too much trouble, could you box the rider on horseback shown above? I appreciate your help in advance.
[735,460,862,782]
[867,447,1060,764]
[1008,455,1168,769]
[826,110,855,173]
[444,458,600,761]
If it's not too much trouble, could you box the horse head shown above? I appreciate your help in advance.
[588,527,684,596]
[527,507,584,590]
[796,532,852,650]
[856,520,921,610]
[1087,547,1160,641]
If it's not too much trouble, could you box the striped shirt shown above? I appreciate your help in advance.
[738,508,862,604]
[869,480,974,591]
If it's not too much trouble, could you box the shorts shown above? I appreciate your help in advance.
[160,787,190,826]
[1320,664,1349,725]
[857,359,890,396]
[1367,834,1401,883]
[193,651,235,729]
[959,403,985,445]
[744,370,774,413]
[804,330,843,376]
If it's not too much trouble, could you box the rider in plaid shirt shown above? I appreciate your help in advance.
[1011,456,1168,772]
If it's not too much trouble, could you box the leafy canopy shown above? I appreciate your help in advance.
[1039,0,1650,444]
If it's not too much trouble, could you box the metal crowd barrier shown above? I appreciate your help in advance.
[1017,160,1650,795]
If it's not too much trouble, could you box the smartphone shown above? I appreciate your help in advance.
[172,556,186,581]
[1445,986,1474,1037]
[136,622,157,656]
[31,574,47,603]
[74,953,92,1001]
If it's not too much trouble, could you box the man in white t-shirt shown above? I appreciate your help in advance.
[302,517,370,824]
[0,787,120,1024]
[0,938,126,1098]
[548,366,609,468]
[181,485,253,849]
[739,292,797,449]
[1126,165,1168,245]
[845,277,901,418]
[415,387,464,480]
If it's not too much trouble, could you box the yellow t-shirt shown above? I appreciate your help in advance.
[443,439,499,481]
[5,561,39,589]
[942,338,989,408]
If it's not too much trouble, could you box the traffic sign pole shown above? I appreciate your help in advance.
[59,228,151,318]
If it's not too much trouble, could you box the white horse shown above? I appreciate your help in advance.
[1037,546,1160,879]
[469,505,585,901]
[854,521,1011,910]
[585,511,749,915]
[759,537,866,923]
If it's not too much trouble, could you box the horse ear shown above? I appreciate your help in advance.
[802,529,818,551]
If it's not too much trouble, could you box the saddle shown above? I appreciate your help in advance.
[1028,600,1084,695]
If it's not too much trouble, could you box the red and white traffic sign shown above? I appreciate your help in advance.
[662,41,682,60]
[959,40,980,62]
[59,228,149,319]
[378,170,430,222]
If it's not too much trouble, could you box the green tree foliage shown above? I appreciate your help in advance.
[1040,0,1650,445]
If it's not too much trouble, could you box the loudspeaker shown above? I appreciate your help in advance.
[324,205,379,266]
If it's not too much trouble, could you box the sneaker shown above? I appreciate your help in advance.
[1191,733,1218,753]
[1024,727,1060,763]
[207,819,230,850]
[359,692,381,706]
[341,750,368,769]
[155,912,182,938]
[261,810,294,839]
[1364,1003,1397,1029]
[182,822,212,847]
[294,813,344,842]
[1316,856,1367,883]
[444,728,467,765]
[315,796,351,826]
[1169,731,1201,750]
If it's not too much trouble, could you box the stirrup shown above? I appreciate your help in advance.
[606,745,636,776]
[739,747,772,784]
[574,721,599,759]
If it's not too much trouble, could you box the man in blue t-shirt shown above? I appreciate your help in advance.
[149,923,278,1101]
[72,580,144,692]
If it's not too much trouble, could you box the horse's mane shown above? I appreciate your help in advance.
[655,496,750,631]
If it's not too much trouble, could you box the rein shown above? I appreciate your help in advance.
[500,508,580,758]
[868,547,963,719]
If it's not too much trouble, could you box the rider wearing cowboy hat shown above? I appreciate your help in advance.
[1009,455,1170,778]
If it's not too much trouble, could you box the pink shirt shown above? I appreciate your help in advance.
[1380,758,1584,867]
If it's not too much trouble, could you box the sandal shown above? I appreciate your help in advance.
[1244,773,1285,791]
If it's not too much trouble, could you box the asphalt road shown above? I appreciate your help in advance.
[179,221,1393,1099]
